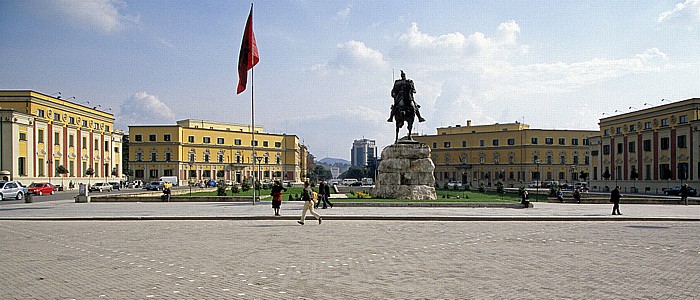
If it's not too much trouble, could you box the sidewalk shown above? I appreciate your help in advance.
[0,200,698,221]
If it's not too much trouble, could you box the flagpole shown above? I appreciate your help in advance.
[251,66,256,205]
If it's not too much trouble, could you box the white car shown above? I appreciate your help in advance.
[447,181,463,188]
[90,182,113,192]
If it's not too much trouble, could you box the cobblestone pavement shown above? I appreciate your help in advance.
[0,220,698,299]
[1,200,699,220]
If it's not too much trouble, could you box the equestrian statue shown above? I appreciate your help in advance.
[388,70,425,143]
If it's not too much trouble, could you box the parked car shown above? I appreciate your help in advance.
[527,181,541,188]
[132,180,143,188]
[90,182,113,192]
[224,180,234,186]
[447,181,463,188]
[560,183,575,190]
[146,181,164,191]
[574,183,589,192]
[349,181,363,186]
[0,181,26,201]
[663,186,697,196]
[108,182,121,190]
[28,182,55,196]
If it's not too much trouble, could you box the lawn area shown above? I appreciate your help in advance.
[179,187,545,203]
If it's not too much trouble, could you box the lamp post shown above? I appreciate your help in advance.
[256,156,263,202]
[535,159,541,194]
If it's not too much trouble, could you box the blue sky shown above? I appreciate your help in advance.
[2,1,700,160]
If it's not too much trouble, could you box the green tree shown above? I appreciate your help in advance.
[496,181,505,194]
[241,178,251,192]
[56,165,68,188]
[85,168,95,185]
[216,180,227,196]
[340,166,365,180]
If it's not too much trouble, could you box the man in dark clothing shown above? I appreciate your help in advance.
[680,183,689,206]
[315,181,333,209]
[610,186,622,215]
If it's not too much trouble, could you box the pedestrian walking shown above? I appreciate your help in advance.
[521,190,530,208]
[298,181,322,225]
[610,186,622,215]
[556,188,564,202]
[270,180,287,216]
[161,187,171,202]
[315,181,333,209]
[680,183,689,206]
[573,188,581,204]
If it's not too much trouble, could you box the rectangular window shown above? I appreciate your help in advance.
[531,137,538,144]
[114,147,119,153]
[235,139,242,145]
[149,134,156,141]
[94,139,99,150]
[679,115,688,124]
[218,138,225,144]
[82,120,88,127]
[263,141,269,147]
[18,157,26,176]
[151,153,157,162]
[135,135,142,142]
[591,150,599,156]
[105,125,109,132]
[54,132,60,145]
[444,141,451,148]
[508,139,515,145]
[69,135,74,147]
[644,122,651,129]
[104,141,109,150]
[571,138,579,145]
[616,127,622,134]
[204,154,210,162]
[573,156,579,165]
[432,142,437,148]
[603,129,609,136]
[203,137,211,143]
[479,140,484,147]
[492,139,499,146]
[54,113,61,121]
[275,141,282,148]
[189,153,195,162]
[218,154,224,163]
[628,141,636,153]
[135,170,145,178]
[252,140,258,146]
[149,169,159,179]
[629,124,636,132]
[164,134,171,141]
[188,136,195,143]
[165,153,171,162]
[93,123,99,130]
[603,145,610,155]
[462,141,467,147]
[660,137,670,150]
[164,169,173,177]
[643,139,651,152]
[661,118,668,126]
[19,132,27,141]
[558,138,565,145]
[38,129,44,143]
[560,156,566,164]
[678,135,687,148]
[617,143,623,154]
[583,138,590,146]
[545,138,553,145]
[37,109,45,118]
[38,158,45,176]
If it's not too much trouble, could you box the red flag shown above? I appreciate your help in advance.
[237,5,259,94]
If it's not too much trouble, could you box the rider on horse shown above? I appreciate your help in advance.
[387,70,426,123]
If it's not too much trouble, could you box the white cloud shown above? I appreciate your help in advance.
[116,92,176,130]
[658,0,700,24]
[336,4,352,21]
[48,0,140,33]
[313,40,388,73]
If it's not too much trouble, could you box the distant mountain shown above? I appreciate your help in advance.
[318,157,350,166]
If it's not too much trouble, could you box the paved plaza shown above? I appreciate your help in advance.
[0,201,698,299]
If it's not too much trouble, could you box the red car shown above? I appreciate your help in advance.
[28,182,55,195]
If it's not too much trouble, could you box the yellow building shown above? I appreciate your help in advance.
[128,119,307,185]
[589,98,700,193]
[0,90,123,185]
[414,121,597,188]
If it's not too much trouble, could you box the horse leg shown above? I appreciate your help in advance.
[395,125,400,143]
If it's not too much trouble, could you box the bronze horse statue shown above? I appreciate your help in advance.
[388,70,425,143]
[393,97,415,143]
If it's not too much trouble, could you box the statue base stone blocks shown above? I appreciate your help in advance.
[372,141,437,200]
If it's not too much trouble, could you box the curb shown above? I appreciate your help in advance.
[1,216,698,222]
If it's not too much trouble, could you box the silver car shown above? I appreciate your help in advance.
[89,182,113,192]
[0,181,26,201]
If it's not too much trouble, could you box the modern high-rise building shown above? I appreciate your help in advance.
[351,138,377,167]
[128,119,307,185]
[414,121,597,188]
[0,90,123,185]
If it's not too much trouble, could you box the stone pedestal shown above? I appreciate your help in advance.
[372,142,437,200]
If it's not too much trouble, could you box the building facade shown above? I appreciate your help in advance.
[414,121,597,188]
[589,98,700,194]
[128,119,307,185]
[351,138,377,167]
[0,90,123,185]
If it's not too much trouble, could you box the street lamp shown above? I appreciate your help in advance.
[535,159,541,196]
[256,156,263,203]
[188,162,194,195]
